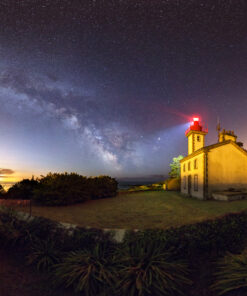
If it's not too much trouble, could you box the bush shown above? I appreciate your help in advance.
[67,227,114,252]
[90,176,118,199]
[6,177,39,200]
[33,173,91,205]
[211,249,247,295]
[5,173,118,206]
[24,216,60,241]
[117,240,191,296]
[27,238,62,271]
[3,208,247,295]
[0,184,6,197]
[123,211,247,260]
[0,209,191,295]
[55,242,118,296]
[150,183,164,190]
[32,173,118,206]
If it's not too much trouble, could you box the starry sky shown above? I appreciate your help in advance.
[0,0,247,186]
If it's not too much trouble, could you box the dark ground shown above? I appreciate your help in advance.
[0,248,74,296]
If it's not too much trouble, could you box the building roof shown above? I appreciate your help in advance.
[180,140,247,163]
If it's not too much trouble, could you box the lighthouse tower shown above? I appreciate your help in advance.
[185,117,208,155]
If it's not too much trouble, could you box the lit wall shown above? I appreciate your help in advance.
[187,132,206,155]
[180,152,205,200]
[207,142,247,196]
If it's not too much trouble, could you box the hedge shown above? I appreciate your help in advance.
[1,208,247,295]
[124,211,247,260]
[4,173,118,206]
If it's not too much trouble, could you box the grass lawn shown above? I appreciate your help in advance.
[20,191,247,229]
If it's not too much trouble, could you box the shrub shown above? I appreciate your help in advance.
[211,249,247,295]
[0,219,23,248]
[33,173,118,206]
[27,238,62,271]
[0,208,31,248]
[89,176,118,199]
[33,173,91,205]
[117,240,191,296]
[0,206,17,224]
[67,227,114,252]
[55,242,118,296]
[0,184,6,197]
[6,177,39,200]
[5,173,118,206]
[150,182,164,190]
[0,210,66,253]
[24,216,60,241]
[123,211,247,260]
[3,208,247,295]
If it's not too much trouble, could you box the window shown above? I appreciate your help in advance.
[194,159,198,169]
[194,175,198,191]
[188,162,191,171]
[183,176,186,189]
[183,164,185,172]
[197,136,201,142]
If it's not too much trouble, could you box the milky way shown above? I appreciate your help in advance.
[0,0,247,183]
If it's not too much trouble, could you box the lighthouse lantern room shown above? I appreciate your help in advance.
[185,117,208,155]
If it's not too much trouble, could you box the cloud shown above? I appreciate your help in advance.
[0,169,15,175]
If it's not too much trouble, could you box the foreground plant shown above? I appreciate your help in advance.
[117,241,191,296]
[54,242,117,296]
[211,249,247,295]
[0,209,32,249]
[27,238,62,271]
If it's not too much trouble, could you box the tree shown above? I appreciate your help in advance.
[169,155,184,178]
[7,177,39,200]
[0,184,5,197]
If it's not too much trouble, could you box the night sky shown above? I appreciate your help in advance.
[0,0,247,186]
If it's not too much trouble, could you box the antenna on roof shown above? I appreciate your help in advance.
[216,116,221,142]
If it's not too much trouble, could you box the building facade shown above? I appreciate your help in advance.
[180,118,247,200]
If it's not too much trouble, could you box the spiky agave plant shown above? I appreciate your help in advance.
[116,240,191,296]
[211,249,247,295]
[27,238,62,271]
[54,242,118,296]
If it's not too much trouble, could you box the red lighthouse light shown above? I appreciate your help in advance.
[185,116,208,136]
